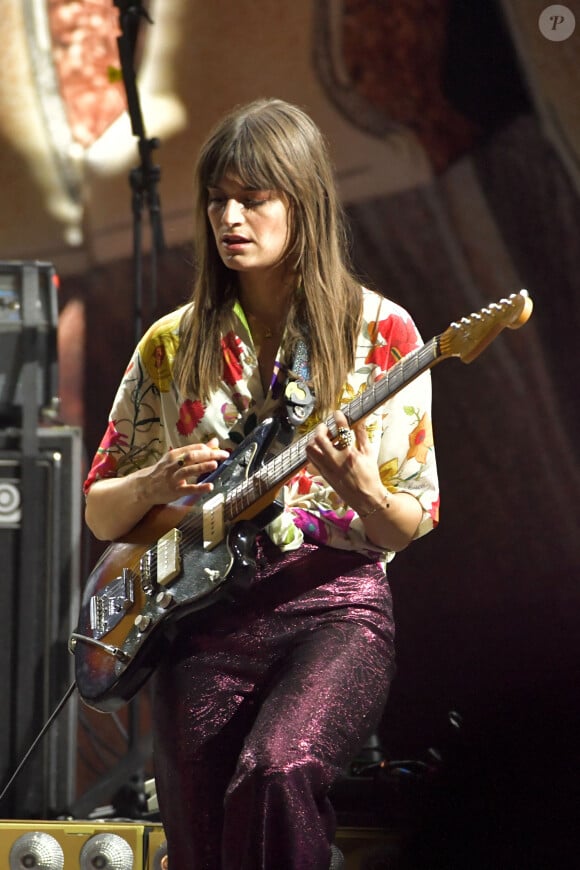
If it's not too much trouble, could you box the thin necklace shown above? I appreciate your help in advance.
[247,312,278,341]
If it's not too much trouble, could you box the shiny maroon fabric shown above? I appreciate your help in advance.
[152,537,395,869]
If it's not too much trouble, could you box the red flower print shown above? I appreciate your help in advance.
[429,494,440,526]
[101,420,128,451]
[407,412,433,464]
[83,421,127,493]
[83,451,119,494]
[367,314,418,371]
[177,399,205,436]
[294,469,314,495]
[222,331,244,385]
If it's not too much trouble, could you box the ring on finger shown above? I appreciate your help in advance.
[177,455,187,467]
[333,427,353,451]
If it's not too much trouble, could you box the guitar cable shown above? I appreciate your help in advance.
[0,679,77,806]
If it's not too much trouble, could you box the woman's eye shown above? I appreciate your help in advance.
[207,194,269,209]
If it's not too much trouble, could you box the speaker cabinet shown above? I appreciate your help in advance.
[0,821,145,869]
[0,426,83,818]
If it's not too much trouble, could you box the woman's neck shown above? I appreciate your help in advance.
[237,268,296,332]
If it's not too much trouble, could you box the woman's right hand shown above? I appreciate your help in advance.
[85,437,230,542]
[140,438,231,505]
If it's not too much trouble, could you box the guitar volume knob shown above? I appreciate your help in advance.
[155,590,174,608]
[134,614,152,632]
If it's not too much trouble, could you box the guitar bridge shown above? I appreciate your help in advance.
[140,549,155,594]
[89,569,135,638]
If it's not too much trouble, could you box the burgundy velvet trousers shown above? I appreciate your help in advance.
[151,537,395,870]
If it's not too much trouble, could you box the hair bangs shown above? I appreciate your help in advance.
[202,117,293,196]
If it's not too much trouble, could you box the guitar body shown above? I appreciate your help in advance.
[73,418,286,712]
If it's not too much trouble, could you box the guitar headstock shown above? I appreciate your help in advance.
[439,290,533,364]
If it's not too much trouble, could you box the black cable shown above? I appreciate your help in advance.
[0,680,77,805]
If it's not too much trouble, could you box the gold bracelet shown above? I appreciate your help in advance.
[358,492,390,519]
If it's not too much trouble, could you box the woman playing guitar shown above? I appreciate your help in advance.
[83,98,439,869]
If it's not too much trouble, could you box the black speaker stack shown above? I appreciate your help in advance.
[0,261,82,819]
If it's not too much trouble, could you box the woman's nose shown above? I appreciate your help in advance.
[222,198,243,225]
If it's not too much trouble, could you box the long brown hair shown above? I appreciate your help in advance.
[174,98,363,416]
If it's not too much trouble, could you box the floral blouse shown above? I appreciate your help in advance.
[85,287,439,565]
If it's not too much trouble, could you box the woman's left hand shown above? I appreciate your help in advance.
[305,410,385,515]
[305,410,422,551]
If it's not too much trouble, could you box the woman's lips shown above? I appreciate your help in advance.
[222,234,250,244]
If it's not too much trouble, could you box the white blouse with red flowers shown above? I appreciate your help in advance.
[84,287,439,563]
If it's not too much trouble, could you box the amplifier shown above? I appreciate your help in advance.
[0,821,147,869]
[0,260,59,425]
[0,426,83,818]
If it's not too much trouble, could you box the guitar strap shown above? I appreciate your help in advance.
[247,334,314,530]
[283,334,315,426]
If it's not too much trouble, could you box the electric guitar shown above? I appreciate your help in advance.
[71,291,533,712]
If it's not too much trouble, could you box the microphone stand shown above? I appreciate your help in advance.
[114,0,165,344]
[70,0,166,818]
[0,5,165,822]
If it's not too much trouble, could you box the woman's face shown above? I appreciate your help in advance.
[207,174,292,277]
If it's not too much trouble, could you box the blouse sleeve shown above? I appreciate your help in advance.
[282,291,440,562]
[83,307,189,494]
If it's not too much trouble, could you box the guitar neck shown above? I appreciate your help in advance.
[224,335,441,522]
[336,336,440,431]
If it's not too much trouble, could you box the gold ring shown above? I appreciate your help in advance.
[177,455,186,467]
[333,427,353,450]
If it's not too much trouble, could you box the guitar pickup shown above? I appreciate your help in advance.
[157,528,182,587]
[202,491,225,551]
